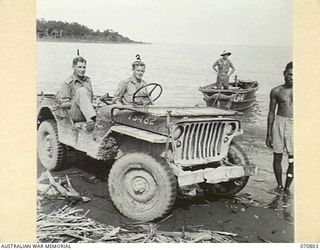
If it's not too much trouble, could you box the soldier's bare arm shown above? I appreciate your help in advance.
[212,60,219,73]
[266,88,278,148]
[228,61,235,76]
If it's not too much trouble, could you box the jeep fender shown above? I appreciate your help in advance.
[104,125,169,160]
[37,106,56,128]
[37,105,77,147]
[107,125,168,144]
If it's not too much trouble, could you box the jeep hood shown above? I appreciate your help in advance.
[120,105,238,117]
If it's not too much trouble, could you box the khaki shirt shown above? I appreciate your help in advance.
[57,74,93,102]
[114,76,148,104]
[213,58,234,76]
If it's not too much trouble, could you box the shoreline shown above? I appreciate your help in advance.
[37,38,151,45]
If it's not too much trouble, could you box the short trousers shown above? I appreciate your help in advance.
[216,74,229,89]
[272,115,293,155]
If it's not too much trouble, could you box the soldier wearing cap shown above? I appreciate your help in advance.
[56,56,96,131]
[212,50,235,89]
[115,55,150,105]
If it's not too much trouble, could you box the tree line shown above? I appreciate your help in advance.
[36,19,145,43]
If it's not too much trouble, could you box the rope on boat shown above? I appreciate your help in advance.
[237,81,257,89]
[203,92,238,107]
[203,92,237,101]
[212,92,221,106]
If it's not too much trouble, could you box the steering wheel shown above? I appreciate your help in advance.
[132,83,163,105]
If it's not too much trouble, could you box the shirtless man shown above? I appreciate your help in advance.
[266,62,293,192]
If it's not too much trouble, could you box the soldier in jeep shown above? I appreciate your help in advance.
[56,56,96,131]
[114,55,151,105]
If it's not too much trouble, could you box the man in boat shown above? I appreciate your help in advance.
[212,50,235,89]
[114,55,150,105]
[266,62,293,193]
[56,56,96,131]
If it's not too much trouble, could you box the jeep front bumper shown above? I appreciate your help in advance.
[174,165,258,187]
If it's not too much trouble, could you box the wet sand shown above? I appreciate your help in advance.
[38,128,294,243]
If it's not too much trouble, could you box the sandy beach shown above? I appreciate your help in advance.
[37,127,294,243]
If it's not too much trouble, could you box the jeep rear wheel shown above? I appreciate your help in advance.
[37,119,66,171]
[200,142,249,197]
[108,152,177,221]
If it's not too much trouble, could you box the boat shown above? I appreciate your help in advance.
[199,76,259,111]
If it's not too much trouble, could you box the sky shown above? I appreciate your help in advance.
[37,0,292,46]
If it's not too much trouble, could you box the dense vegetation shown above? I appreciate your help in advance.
[36,19,145,43]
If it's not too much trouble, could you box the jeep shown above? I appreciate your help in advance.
[37,83,257,221]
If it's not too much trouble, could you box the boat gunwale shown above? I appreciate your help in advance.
[199,86,258,94]
[199,81,259,94]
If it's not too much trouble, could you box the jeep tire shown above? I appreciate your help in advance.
[37,119,66,171]
[108,152,177,221]
[200,142,249,197]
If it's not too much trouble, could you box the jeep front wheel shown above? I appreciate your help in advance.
[108,152,177,221]
[37,119,66,171]
[200,142,249,197]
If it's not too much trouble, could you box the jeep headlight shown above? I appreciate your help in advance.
[225,122,237,135]
[173,126,184,140]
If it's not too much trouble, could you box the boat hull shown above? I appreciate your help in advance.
[199,81,259,111]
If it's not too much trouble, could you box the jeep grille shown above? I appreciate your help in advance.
[173,121,238,166]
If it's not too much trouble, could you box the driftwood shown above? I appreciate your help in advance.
[37,204,238,243]
[37,171,91,203]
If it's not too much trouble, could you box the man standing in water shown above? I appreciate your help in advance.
[212,50,235,89]
[266,62,293,193]
[56,56,96,131]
